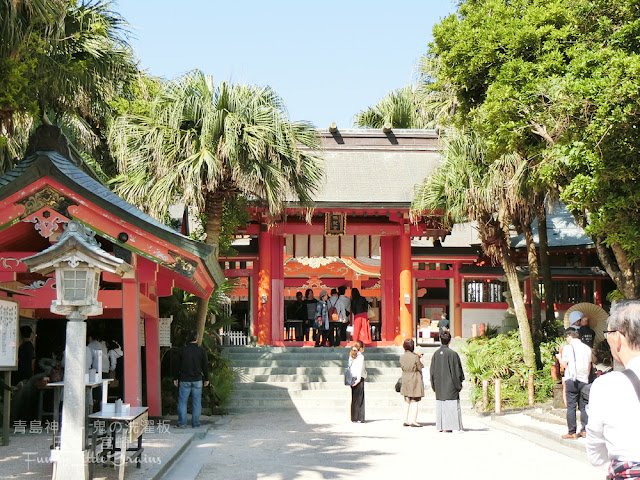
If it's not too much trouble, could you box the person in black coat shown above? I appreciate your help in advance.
[430,331,465,433]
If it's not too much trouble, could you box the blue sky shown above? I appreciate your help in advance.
[116,1,457,129]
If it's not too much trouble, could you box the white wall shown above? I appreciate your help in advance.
[461,308,506,338]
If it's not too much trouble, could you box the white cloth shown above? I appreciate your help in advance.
[87,340,109,373]
[586,356,640,465]
[561,339,592,383]
[349,352,366,382]
[108,347,123,372]
[337,294,351,322]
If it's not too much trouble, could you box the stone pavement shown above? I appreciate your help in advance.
[160,407,606,480]
[0,407,604,480]
[0,415,219,480]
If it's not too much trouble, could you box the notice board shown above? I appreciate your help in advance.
[0,298,19,371]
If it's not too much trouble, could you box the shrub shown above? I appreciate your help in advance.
[461,331,563,411]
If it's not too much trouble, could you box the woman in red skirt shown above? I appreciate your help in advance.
[350,288,372,344]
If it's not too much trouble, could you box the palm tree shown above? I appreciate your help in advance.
[354,85,431,129]
[411,129,536,369]
[0,0,138,174]
[110,69,325,343]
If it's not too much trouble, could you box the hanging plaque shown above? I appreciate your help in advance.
[0,298,19,370]
[325,213,346,236]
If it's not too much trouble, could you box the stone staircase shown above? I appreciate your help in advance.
[222,342,473,419]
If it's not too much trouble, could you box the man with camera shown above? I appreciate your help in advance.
[556,328,592,439]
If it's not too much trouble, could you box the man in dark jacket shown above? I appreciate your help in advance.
[174,330,209,428]
[430,331,465,433]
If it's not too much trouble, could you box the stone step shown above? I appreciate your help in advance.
[223,345,471,414]
[229,359,413,368]
[232,366,403,376]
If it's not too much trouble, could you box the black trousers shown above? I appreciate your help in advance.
[351,379,365,422]
[329,322,342,346]
[566,379,588,434]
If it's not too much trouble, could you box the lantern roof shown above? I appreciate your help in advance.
[22,220,132,277]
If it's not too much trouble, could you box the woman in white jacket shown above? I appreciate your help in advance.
[349,340,367,423]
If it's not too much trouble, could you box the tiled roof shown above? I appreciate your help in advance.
[511,202,593,249]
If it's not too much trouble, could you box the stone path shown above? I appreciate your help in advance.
[161,409,606,480]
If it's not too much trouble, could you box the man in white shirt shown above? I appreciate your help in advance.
[587,301,640,477]
[556,328,592,438]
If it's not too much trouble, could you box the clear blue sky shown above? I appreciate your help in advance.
[116,1,457,129]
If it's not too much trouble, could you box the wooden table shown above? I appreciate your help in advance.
[88,406,148,480]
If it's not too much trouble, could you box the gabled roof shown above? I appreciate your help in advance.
[511,202,593,249]
[0,126,224,291]
[294,129,442,207]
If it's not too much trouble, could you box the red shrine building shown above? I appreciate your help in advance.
[220,128,613,346]
[0,126,224,415]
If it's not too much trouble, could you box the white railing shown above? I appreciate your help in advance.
[221,325,247,346]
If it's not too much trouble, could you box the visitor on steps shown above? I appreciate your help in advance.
[348,340,366,423]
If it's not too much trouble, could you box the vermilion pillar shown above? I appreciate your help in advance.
[122,260,142,406]
[395,226,412,344]
[381,236,396,342]
[140,260,161,415]
[453,262,462,337]
[257,226,272,345]
[271,234,284,343]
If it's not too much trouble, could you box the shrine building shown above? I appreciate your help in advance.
[220,128,613,346]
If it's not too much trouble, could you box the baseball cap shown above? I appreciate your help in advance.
[568,310,584,326]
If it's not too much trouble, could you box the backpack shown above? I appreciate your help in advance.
[328,297,339,322]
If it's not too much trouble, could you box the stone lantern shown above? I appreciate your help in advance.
[22,220,131,479]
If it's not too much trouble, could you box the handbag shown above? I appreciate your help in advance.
[367,306,375,319]
[344,367,355,386]
[395,377,402,393]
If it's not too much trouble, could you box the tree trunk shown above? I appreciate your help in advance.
[195,189,227,345]
[523,223,541,340]
[501,254,536,370]
[523,222,543,369]
[537,203,555,328]
[594,237,640,299]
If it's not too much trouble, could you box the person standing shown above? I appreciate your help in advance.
[304,289,317,342]
[399,339,424,427]
[107,340,124,399]
[337,285,351,343]
[16,326,34,384]
[438,313,450,340]
[350,288,372,344]
[314,290,330,347]
[327,289,342,346]
[174,330,210,428]
[430,331,465,433]
[348,340,366,423]
[587,301,640,477]
[556,328,592,438]
[578,316,596,349]
[287,291,306,341]
[87,331,109,376]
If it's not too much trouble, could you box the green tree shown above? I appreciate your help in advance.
[354,85,431,129]
[412,129,536,369]
[0,0,138,174]
[429,0,640,298]
[110,69,324,344]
